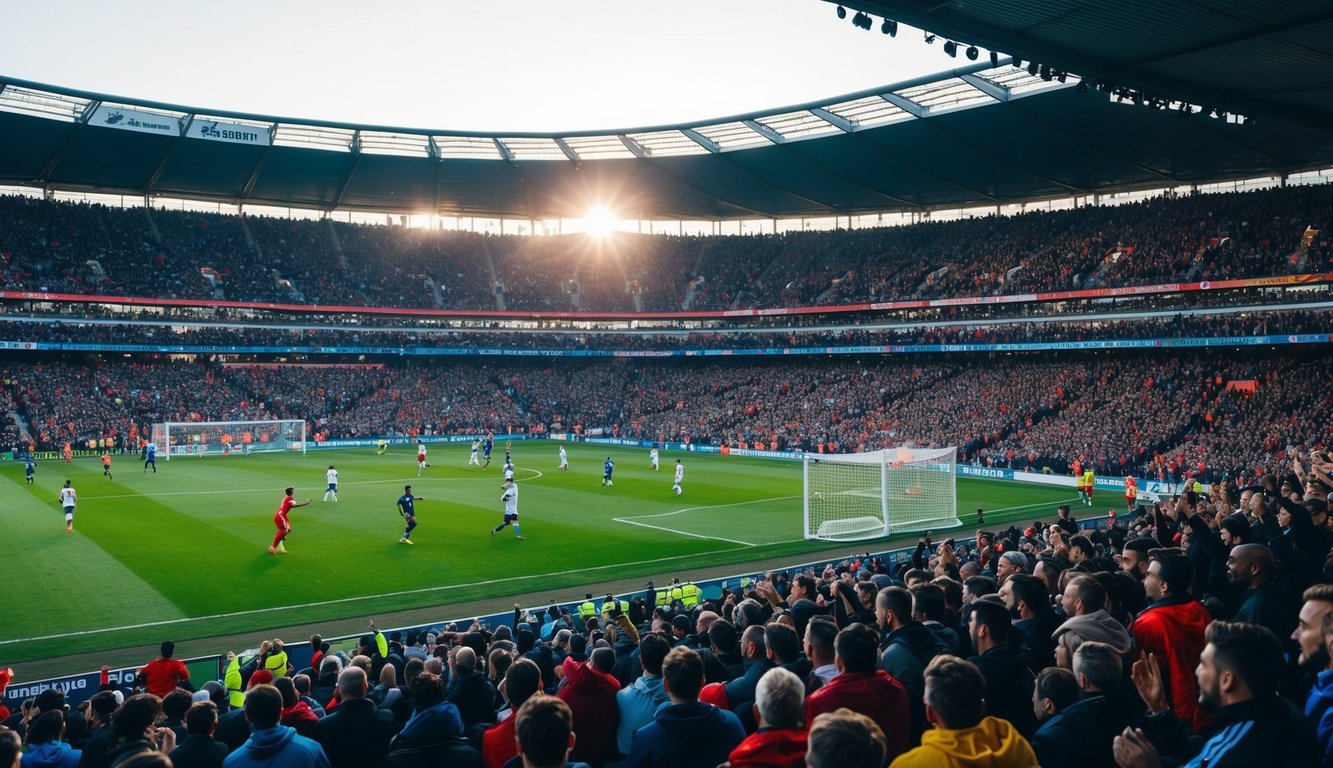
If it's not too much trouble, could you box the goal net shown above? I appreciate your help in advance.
[803,446,960,541]
[151,419,306,459]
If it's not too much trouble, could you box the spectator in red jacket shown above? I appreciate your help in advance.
[556,646,620,765]
[137,642,190,698]
[804,623,911,762]
[482,659,542,768]
[726,667,807,768]
[1130,548,1212,733]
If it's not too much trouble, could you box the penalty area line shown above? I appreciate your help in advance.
[612,494,803,548]
[0,544,752,647]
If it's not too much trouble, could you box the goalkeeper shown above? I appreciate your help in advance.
[397,484,423,545]
[376,439,389,456]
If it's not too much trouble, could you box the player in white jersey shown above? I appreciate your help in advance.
[649,447,659,471]
[558,445,568,471]
[469,440,481,467]
[672,460,685,496]
[417,442,430,476]
[59,480,77,534]
[503,458,515,482]
[323,465,339,502]
[491,479,524,539]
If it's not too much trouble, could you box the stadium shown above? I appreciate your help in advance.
[0,1,1331,766]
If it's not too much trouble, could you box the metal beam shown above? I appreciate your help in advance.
[810,107,855,133]
[880,93,926,118]
[959,73,1011,103]
[681,128,720,154]
[36,100,98,184]
[553,137,580,164]
[329,132,363,211]
[617,134,648,159]
[143,114,192,192]
[742,119,787,144]
[492,138,515,164]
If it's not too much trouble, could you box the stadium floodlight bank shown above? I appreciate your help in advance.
[803,446,960,541]
[151,419,306,459]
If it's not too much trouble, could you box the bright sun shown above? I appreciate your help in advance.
[583,207,618,238]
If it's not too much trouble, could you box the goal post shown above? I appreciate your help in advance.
[803,446,960,541]
[151,419,307,459]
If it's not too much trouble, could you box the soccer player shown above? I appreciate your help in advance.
[25,457,35,485]
[503,457,515,482]
[649,447,659,471]
[469,439,481,468]
[62,442,72,464]
[672,459,684,496]
[324,465,339,503]
[416,441,429,476]
[376,438,389,455]
[144,441,157,473]
[602,457,615,487]
[492,479,523,539]
[558,445,568,471]
[1082,467,1096,506]
[102,451,112,480]
[504,441,512,464]
[483,433,493,468]
[268,486,311,555]
[59,480,76,534]
[397,484,423,544]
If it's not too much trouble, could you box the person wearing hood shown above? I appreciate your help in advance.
[556,647,620,765]
[726,668,807,768]
[1053,576,1133,672]
[967,598,1038,739]
[223,684,327,768]
[876,586,948,738]
[273,678,318,738]
[385,672,478,768]
[626,646,743,768]
[21,710,80,768]
[1129,548,1212,734]
[615,634,669,757]
[890,655,1037,768]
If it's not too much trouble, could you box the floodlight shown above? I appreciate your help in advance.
[882,18,897,36]
[990,51,999,67]
[965,46,979,61]
[836,5,846,19]
[924,33,936,44]
[943,40,957,57]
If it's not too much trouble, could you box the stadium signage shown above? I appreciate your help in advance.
[187,119,271,146]
[958,466,1014,480]
[90,105,180,136]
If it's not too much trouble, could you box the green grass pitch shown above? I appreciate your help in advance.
[0,442,1078,662]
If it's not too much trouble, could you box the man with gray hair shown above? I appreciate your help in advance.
[312,666,399,768]
[726,667,808,767]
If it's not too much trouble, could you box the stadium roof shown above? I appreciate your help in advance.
[2,0,1331,221]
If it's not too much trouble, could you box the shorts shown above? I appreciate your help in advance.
[274,513,291,533]
[504,512,519,523]
[328,483,337,492]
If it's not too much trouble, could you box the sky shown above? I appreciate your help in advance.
[0,0,955,133]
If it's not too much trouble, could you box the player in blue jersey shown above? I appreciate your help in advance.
[482,433,494,468]
[144,441,157,473]
[602,457,615,487]
[397,484,424,544]
[25,457,35,485]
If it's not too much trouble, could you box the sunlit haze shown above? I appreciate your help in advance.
[1,0,950,133]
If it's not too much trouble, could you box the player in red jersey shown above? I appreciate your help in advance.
[268,486,311,555]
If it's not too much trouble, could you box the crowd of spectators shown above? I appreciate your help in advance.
[6,460,1333,767]
[3,352,1326,487]
[2,183,1328,314]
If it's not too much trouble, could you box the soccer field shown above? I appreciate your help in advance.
[0,442,1076,662]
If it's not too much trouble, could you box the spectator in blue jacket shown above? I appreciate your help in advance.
[223,685,328,768]
[626,646,744,768]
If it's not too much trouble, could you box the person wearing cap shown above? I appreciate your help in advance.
[137,642,190,699]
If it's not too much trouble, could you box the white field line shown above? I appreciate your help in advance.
[0,540,761,647]
[612,494,804,547]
